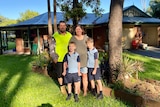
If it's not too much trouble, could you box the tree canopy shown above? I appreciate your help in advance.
[17,10,39,22]
[57,0,104,32]
[147,0,160,18]
[0,16,17,26]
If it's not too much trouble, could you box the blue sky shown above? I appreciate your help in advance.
[0,0,149,20]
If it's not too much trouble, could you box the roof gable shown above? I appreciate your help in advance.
[123,5,151,17]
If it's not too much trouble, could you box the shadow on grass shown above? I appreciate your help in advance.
[37,103,53,107]
[47,62,59,86]
[0,55,34,107]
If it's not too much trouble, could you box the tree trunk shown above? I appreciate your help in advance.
[108,0,124,83]
[53,0,57,33]
[47,0,53,38]
[72,0,78,34]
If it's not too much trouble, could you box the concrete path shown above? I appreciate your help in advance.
[128,46,160,59]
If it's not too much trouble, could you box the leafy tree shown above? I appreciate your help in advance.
[108,0,124,83]
[57,0,104,32]
[147,0,160,18]
[0,15,17,26]
[17,10,39,22]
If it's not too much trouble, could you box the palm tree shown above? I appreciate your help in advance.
[108,0,124,83]
[53,0,57,32]
[47,0,53,38]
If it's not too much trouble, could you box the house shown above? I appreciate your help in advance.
[0,5,160,54]
[92,5,160,49]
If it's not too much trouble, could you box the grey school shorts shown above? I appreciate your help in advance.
[88,68,101,81]
[65,73,81,84]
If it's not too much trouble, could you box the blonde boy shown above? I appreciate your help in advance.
[86,38,103,99]
[62,42,81,102]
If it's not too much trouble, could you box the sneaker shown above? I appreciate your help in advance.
[66,94,71,101]
[74,94,79,102]
[97,94,103,99]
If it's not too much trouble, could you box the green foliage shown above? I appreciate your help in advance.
[32,51,50,68]
[0,15,17,26]
[111,80,124,90]
[17,10,39,22]
[123,51,160,80]
[117,56,144,80]
[147,0,160,18]
[98,50,108,63]
[82,0,104,16]
[60,2,86,21]
[57,0,104,25]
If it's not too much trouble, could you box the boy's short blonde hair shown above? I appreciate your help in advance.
[86,37,94,43]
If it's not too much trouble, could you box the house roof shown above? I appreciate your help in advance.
[1,5,160,30]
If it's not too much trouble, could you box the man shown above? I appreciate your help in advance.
[51,21,72,94]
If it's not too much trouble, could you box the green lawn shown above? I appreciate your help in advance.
[8,41,16,50]
[123,50,160,80]
[0,55,128,107]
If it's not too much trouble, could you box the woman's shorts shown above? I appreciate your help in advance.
[80,67,88,74]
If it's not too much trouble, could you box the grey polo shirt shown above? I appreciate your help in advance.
[87,48,99,68]
[63,52,80,73]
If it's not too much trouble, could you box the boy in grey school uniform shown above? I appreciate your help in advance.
[86,38,103,99]
[62,42,81,102]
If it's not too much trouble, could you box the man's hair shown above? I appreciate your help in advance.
[59,21,66,25]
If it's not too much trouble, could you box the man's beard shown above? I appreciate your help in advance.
[59,29,66,33]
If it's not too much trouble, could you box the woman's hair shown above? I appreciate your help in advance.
[75,25,85,35]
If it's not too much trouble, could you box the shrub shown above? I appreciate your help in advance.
[117,56,144,80]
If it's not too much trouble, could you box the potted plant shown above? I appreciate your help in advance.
[32,51,51,76]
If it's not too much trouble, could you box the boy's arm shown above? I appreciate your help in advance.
[78,62,81,76]
[62,54,67,76]
[77,55,81,76]
[49,38,58,63]
[92,52,99,75]
[62,62,67,76]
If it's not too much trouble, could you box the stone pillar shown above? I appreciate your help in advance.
[16,38,24,54]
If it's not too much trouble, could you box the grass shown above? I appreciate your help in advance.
[0,55,128,107]
[8,41,16,50]
[123,50,160,80]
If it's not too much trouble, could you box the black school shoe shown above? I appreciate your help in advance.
[97,94,103,99]
[66,94,71,101]
[74,94,79,102]
[91,89,97,96]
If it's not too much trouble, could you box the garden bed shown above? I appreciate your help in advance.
[113,78,160,107]
[114,90,160,107]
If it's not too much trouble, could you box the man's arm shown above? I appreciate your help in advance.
[48,38,58,63]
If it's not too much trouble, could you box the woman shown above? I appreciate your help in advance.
[70,25,88,96]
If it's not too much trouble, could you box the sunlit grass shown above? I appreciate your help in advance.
[123,50,160,80]
[8,41,16,50]
[0,55,129,107]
